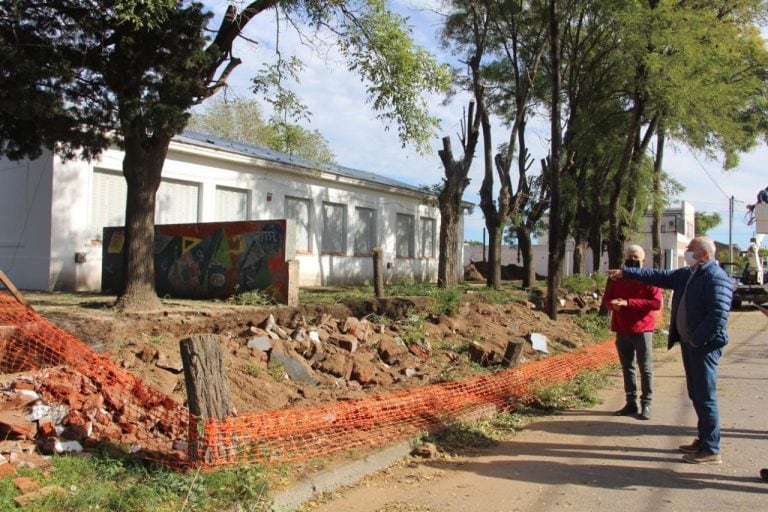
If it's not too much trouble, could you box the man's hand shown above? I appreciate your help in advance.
[610,298,628,309]
[607,269,623,280]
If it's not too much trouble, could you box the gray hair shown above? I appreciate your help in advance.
[697,237,716,258]
[625,244,645,259]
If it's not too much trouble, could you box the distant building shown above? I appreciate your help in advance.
[0,132,470,292]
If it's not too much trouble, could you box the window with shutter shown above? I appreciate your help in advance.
[322,202,346,253]
[285,197,311,252]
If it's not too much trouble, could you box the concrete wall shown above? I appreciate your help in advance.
[102,220,296,304]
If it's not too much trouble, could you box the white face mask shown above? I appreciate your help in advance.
[684,251,697,267]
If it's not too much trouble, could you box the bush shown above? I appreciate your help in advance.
[562,273,607,294]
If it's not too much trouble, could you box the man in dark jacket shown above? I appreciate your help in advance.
[608,236,733,465]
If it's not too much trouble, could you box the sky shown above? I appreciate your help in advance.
[201,0,767,251]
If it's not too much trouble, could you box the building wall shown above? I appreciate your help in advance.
[1,140,453,291]
[0,153,54,290]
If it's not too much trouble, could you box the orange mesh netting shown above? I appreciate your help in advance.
[0,291,618,469]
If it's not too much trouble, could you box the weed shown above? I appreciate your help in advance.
[425,411,526,454]
[562,273,606,294]
[573,311,612,342]
[0,454,274,512]
[232,289,278,307]
[267,361,287,381]
[147,335,164,345]
[653,328,669,349]
[396,314,428,345]
[243,362,262,378]
[479,289,521,305]
[528,369,610,411]
[430,287,463,316]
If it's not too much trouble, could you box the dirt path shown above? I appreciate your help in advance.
[298,310,768,512]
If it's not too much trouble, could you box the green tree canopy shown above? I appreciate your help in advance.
[0,0,451,311]
[694,211,723,236]
[187,97,336,164]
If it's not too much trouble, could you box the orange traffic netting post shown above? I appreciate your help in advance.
[0,291,618,470]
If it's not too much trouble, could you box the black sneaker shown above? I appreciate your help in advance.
[615,402,638,416]
[639,403,651,420]
[760,468,768,482]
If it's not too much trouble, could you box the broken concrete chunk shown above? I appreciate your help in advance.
[411,442,439,458]
[155,353,184,373]
[247,336,272,352]
[260,314,277,332]
[13,485,67,507]
[529,332,549,353]
[269,342,319,386]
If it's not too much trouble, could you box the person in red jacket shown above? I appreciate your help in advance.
[603,244,663,420]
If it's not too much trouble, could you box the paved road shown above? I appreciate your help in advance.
[301,310,768,512]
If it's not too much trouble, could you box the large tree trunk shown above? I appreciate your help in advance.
[652,121,665,268]
[114,131,170,311]
[438,203,461,287]
[516,227,536,288]
[546,0,563,320]
[572,238,586,275]
[436,107,478,287]
[486,224,503,289]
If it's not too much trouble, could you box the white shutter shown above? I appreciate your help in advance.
[156,179,199,224]
[285,197,311,252]
[396,213,414,257]
[321,202,346,253]
[420,217,436,258]
[354,207,375,254]
[89,169,126,240]
[215,186,249,221]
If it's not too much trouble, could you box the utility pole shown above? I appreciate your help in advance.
[729,195,734,263]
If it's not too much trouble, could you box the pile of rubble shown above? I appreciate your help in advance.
[0,366,187,477]
[241,313,447,389]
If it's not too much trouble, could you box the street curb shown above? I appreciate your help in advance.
[270,440,414,511]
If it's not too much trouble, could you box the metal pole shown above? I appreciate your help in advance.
[729,195,734,263]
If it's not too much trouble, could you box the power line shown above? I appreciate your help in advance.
[688,150,738,202]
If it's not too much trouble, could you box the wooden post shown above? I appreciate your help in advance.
[372,247,385,298]
[502,337,525,368]
[180,334,236,463]
[0,270,27,306]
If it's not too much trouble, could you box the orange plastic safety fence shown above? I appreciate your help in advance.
[0,291,618,470]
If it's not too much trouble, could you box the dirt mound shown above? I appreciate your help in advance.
[18,291,602,415]
[464,261,545,282]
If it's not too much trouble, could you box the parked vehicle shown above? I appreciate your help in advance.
[721,254,768,310]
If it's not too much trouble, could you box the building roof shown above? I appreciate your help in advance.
[176,131,442,199]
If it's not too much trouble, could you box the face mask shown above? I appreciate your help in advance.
[684,251,697,267]
[624,259,640,268]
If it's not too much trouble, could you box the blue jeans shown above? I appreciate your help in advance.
[680,343,723,454]
[615,332,654,404]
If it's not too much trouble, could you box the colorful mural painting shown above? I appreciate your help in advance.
[102,220,293,303]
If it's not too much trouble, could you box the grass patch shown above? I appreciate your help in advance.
[425,411,527,454]
[562,272,607,294]
[526,369,611,411]
[426,368,611,455]
[0,454,274,512]
[573,311,612,342]
[230,289,279,307]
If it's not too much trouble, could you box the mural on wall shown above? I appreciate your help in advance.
[102,220,291,302]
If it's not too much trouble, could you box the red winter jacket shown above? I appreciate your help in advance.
[602,278,663,334]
